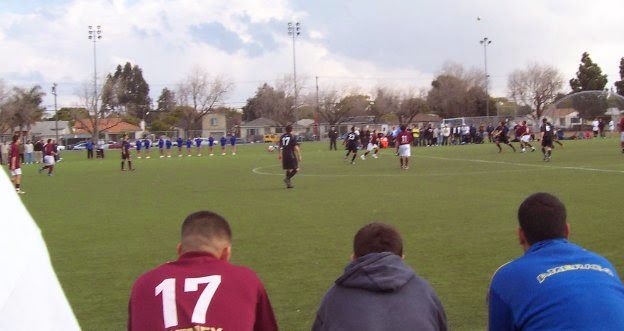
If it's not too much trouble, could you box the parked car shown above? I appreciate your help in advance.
[70,142,87,150]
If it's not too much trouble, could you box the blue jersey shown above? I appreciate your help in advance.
[143,139,151,149]
[158,139,164,148]
[229,136,236,145]
[134,140,141,150]
[195,138,202,147]
[186,139,192,148]
[489,239,624,330]
[177,137,183,147]
[165,140,172,149]
[86,141,94,150]
[220,137,227,146]
[208,137,215,146]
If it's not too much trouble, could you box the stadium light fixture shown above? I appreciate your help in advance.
[287,21,301,108]
[480,37,492,118]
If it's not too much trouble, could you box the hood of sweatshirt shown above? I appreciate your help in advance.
[336,252,415,292]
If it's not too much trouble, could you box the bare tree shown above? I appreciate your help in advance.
[427,62,489,118]
[73,80,119,139]
[176,69,232,136]
[396,90,429,125]
[317,89,367,126]
[508,63,563,121]
[370,88,399,123]
[3,86,45,133]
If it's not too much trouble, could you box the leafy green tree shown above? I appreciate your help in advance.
[615,57,624,96]
[569,52,609,118]
[3,85,45,132]
[100,62,151,119]
[242,83,294,126]
[396,97,428,125]
[156,88,176,113]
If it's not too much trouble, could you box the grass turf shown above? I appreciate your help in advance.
[12,138,624,330]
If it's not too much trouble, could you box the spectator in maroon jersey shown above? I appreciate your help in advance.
[128,211,278,331]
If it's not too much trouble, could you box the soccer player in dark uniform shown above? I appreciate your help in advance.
[176,137,184,157]
[158,137,165,158]
[492,121,516,153]
[278,125,301,189]
[185,138,192,156]
[540,118,555,162]
[121,135,134,171]
[194,136,203,156]
[343,126,359,164]
[359,129,371,160]
[165,137,173,157]
[328,126,338,150]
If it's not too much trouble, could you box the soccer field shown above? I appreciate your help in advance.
[13,138,624,330]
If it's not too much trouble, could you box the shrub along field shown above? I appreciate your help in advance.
[14,137,624,330]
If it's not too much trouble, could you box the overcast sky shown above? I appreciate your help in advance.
[1,0,622,109]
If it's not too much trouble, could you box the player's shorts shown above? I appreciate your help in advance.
[542,137,554,148]
[121,152,131,160]
[282,155,298,170]
[398,144,411,157]
[346,143,358,153]
[367,143,378,151]
[496,136,510,144]
[521,135,531,143]
[43,155,55,166]
[620,132,624,142]
[10,168,22,176]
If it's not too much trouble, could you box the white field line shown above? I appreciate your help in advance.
[415,155,624,174]
[251,164,555,178]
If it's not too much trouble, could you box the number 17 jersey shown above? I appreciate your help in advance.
[128,252,278,331]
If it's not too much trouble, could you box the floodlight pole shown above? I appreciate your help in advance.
[480,37,492,118]
[88,25,102,140]
[288,22,301,108]
[52,83,59,143]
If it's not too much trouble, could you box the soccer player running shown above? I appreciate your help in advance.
[395,125,413,170]
[38,139,56,176]
[8,134,25,194]
[121,135,134,171]
[359,128,371,160]
[492,121,516,153]
[278,125,301,189]
[128,211,278,330]
[517,121,535,153]
[343,127,359,164]
[363,129,380,159]
[540,118,555,162]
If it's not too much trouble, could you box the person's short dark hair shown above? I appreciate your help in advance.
[542,118,548,123]
[353,222,403,258]
[518,193,567,245]
[285,125,293,133]
[351,126,355,132]
[12,134,19,143]
[400,125,407,131]
[181,211,232,244]
[47,139,52,143]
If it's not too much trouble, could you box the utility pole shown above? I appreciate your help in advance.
[315,76,320,140]
[480,37,492,118]
[52,83,59,144]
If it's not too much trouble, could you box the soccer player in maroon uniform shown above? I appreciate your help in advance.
[278,125,301,189]
[492,121,516,153]
[121,135,134,171]
[128,211,278,331]
[8,134,25,194]
[619,117,624,153]
[517,121,535,153]
[38,139,56,176]
[395,125,413,170]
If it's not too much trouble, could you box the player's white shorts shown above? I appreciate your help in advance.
[367,143,378,151]
[43,155,55,166]
[398,144,411,157]
[621,132,624,142]
[521,135,531,143]
[10,168,22,176]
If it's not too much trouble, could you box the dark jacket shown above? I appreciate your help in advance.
[312,252,447,331]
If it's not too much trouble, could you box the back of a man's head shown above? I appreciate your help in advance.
[353,222,403,258]
[181,211,232,254]
[518,193,567,245]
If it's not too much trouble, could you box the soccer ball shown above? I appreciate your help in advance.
[267,145,276,152]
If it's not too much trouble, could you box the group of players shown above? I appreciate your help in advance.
[490,119,563,162]
[6,135,59,194]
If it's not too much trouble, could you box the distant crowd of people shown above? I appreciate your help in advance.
[127,193,624,330]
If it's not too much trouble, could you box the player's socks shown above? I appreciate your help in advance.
[128,161,133,171]
[121,162,125,171]
[351,154,357,163]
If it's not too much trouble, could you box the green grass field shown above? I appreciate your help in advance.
[12,138,624,330]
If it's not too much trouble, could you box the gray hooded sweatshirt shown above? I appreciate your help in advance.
[312,252,447,331]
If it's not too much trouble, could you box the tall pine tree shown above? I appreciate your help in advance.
[569,52,608,118]
[615,57,624,96]
[100,62,150,120]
